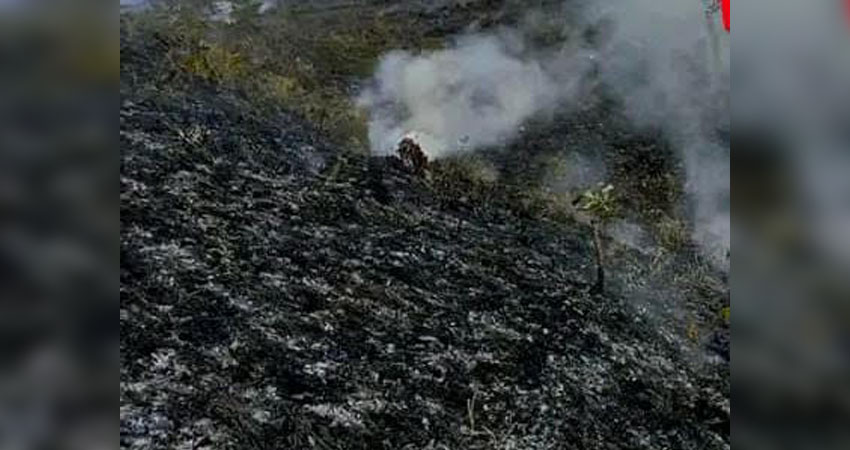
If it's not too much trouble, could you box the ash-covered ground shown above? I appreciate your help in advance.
[121,1,729,449]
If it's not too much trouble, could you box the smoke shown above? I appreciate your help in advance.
[358,0,730,264]
[584,0,730,266]
[356,31,594,158]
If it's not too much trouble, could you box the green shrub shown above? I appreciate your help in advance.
[577,184,618,222]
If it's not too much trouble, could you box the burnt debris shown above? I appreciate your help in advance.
[121,80,730,449]
[396,137,430,175]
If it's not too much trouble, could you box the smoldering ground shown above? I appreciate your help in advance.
[118,3,733,448]
[358,0,730,266]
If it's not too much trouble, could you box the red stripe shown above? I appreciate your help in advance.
[721,0,730,32]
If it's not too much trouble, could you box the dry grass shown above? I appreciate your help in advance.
[653,213,690,252]
[123,3,445,150]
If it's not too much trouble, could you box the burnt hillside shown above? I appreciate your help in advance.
[120,2,729,449]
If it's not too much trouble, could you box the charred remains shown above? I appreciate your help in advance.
[396,137,430,175]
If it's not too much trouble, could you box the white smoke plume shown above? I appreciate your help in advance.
[356,31,594,158]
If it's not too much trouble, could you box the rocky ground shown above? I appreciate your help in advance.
[120,2,729,449]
